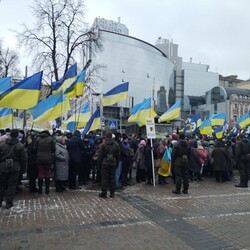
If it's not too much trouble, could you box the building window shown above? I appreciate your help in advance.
[233,115,237,122]
[235,103,237,109]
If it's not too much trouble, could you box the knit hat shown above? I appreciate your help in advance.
[10,129,19,138]
[139,140,146,146]
[106,131,112,139]
[172,133,179,140]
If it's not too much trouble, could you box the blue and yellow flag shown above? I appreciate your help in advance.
[0,71,42,110]
[214,126,225,139]
[0,77,11,93]
[184,113,201,135]
[158,100,181,123]
[62,102,91,132]
[199,119,213,135]
[158,147,172,177]
[0,108,13,128]
[52,64,77,92]
[29,92,70,123]
[128,98,157,126]
[209,113,227,126]
[102,82,129,107]
[82,108,101,135]
[238,112,250,129]
[64,70,86,98]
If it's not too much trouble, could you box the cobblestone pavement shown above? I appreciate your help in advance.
[0,172,250,250]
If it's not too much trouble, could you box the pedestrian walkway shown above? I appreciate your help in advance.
[0,173,250,250]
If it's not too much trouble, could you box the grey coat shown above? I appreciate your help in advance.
[54,142,69,181]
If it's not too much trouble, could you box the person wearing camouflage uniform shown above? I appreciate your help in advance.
[0,129,27,209]
[171,133,191,194]
[98,131,120,198]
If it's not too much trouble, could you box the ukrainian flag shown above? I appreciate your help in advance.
[29,92,70,123]
[209,113,227,126]
[0,71,43,110]
[128,98,157,126]
[82,108,101,135]
[158,147,172,177]
[62,102,91,132]
[0,77,11,93]
[64,70,86,98]
[214,125,226,139]
[52,64,77,92]
[199,119,213,135]
[102,82,129,107]
[158,100,181,123]
[238,112,250,129]
[0,108,13,128]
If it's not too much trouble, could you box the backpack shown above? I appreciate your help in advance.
[181,154,188,164]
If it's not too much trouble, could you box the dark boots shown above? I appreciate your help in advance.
[38,179,43,194]
[99,191,107,198]
[172,189,181,194]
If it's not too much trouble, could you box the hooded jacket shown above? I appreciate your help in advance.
[171,139,191,167]
[97,138,120,168]
[0,137,27,173]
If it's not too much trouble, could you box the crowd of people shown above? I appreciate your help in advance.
[0,127,249,209]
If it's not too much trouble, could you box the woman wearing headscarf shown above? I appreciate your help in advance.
[134,139,146,183]
[54,135,69,192]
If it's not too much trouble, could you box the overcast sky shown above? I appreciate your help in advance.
[0,0,250,80]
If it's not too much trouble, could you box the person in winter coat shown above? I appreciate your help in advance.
[189,140,202,182]
[235,133,250,188]
[120,135,133,186]
[196,141,207,181]
[171,133,191,194]
[34,130,56,194]
[54,136,69,192]
[211,141,228,182]
[66,130,85,189]
[0,129,27,209]
[26,130,39,193]
[134,140,146,183]
[97,131,120,198]
[144,139,156,185]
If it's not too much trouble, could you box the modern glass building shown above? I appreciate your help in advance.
[90,18,175,108]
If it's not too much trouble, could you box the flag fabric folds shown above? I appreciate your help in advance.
[29,92,70,123]
[209,113,227,126]
[238,112,250,129]
[52,64,77,91]
[82,108,101,136]
[158,147,172,177]
[64,70,86,98]
[214,126,225,139]
[0,71,43,110]
[128,98,157,126]
[0,77,11,93]
[62,102,91,132]
[199,119,213,135]
[0,108,13,128]
[102,82,129,107]
[184,113,201,135]
[158,100,181,123]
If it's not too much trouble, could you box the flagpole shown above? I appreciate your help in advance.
[22,65,28,131]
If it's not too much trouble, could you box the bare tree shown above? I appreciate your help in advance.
[17,0,102,83]
[0,41,20,78]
